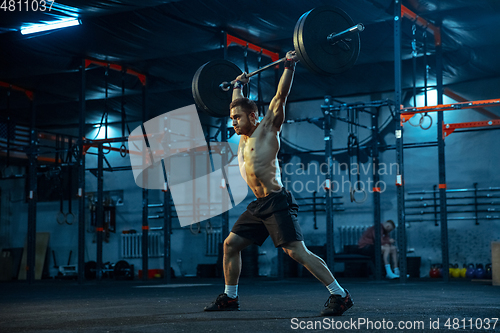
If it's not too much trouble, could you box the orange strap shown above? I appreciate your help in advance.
[373,187,381,193]
[438,184,447,189]
[142,226,149,230]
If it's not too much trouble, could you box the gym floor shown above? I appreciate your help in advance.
[1,277,499,333]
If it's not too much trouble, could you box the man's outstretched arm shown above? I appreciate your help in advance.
[267,51,299,129]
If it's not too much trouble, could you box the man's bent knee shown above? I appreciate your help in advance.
[282,241,308,263]
[224,232,252,254]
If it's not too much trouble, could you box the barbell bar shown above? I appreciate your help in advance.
[219,56,287,92]
[328,23,365,44]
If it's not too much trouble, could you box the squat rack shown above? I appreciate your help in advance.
[281,99,396,280]
[394,2,500,282]
[0,82,38,283]
[77,59,158,283]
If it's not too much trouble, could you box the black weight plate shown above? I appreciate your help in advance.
[293,6,360,75]
[192,60,243,118]
[114,260,131,278]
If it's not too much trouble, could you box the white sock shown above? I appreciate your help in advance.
[385,264,396,276]
[326,280,346,297]
[394,267,400,276]
[224,285,238,299]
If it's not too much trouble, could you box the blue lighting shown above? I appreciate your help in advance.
[20,18,80,35]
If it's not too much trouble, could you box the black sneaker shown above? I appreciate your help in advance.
[204,293,240,311]
[320,289,353,316]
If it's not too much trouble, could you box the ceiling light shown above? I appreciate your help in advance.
[20,18,80,35]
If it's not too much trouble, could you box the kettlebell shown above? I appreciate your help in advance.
[459,264,467,278]
[451,264,460,278]
[465,263,475,279]
[475,264,485,279]
[485,264,492,279]
[448,264,454,277]
[430,264,440,278]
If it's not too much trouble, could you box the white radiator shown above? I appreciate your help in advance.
[338,225,370,251]
[121,232,163,258]
[206,229,223,256]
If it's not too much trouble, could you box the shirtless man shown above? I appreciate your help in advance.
[204,51,353,316]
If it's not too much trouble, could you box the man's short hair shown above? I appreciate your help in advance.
[386,220,395,228]
[229,97,258,115]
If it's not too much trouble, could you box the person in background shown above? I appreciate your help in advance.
[358,220,399,279]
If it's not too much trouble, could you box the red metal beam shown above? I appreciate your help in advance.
[444,88,500,119]
[402,98,500,115]
[443,119,500,138]
[401,5,441,46]
[0,150,59,163]
[0,81,34,100]
[226,34,280,63]
[85,59,146,86]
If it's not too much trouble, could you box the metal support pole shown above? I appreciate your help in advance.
[221,34,230,241]
[372,107,382,280]
[163,189,171,283]
[432,185,438,226]
[141,83,149,281]
[221,120,229,238]
[77,59,86,284]
[323,96,335,270]
[436,28,449,282]
[27,94,37,284]
[276,54,284,279]
[96,143,104,281]
[394,0,408,283]
[473,183,479,225]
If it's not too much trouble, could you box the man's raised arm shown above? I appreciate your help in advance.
[267,50,299,128]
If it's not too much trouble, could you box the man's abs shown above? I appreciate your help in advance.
[240,131,282,197]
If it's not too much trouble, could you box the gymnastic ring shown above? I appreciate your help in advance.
[103,142,112,154]
[420,113,433,130]
[190,222,201,234]
[408,113,424,127]
[351,187,368,204]
[57,211,66,225]
[205,220,213,234]
[119,144,127,157]
[65,212,75,225]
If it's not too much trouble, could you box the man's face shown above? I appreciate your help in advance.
[383,222,394,233]
[230,106,255,136]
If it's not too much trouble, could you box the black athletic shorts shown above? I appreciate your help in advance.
[231,187,304,248]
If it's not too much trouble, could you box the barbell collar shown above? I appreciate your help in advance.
[327,23,365,45]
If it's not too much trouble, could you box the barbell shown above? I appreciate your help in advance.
[192,6,364,117]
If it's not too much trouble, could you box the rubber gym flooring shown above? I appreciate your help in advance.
[1,277,499,333]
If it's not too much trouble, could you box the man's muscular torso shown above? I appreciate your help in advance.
[231,51,296,198]
[238,116,283,198]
